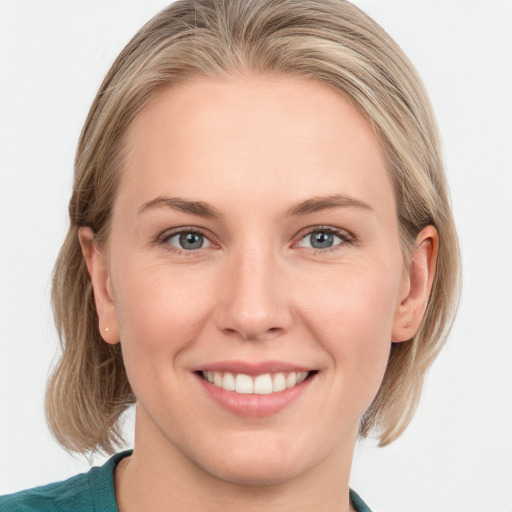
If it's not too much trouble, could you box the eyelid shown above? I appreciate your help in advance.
[156,224,354,254]
[158,226,218,252]
[294,225,353,251]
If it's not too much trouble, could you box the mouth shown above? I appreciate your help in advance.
[198,370,314,395]
[193,362,318,417]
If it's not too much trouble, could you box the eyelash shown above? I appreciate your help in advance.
[158,225,354,255]
[159,226,214,254]
[296,225,354,254]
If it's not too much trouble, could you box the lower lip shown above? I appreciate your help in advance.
[195,373,315,417]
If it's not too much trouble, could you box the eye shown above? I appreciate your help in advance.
[163,230,213,251]
[297,228,347,250]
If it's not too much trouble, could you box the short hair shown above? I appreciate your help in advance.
[46,0,461,454]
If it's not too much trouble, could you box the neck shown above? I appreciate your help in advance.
[115,408,358,512]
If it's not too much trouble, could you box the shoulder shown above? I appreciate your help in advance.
[0,451,132,512]
[350,488,373,512]
[0,472,92,512]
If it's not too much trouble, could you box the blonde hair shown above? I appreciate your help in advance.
[46,0,461,454]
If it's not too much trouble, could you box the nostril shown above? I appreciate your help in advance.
[214,301,293,342]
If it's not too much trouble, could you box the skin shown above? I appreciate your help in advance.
[80,74,437,512]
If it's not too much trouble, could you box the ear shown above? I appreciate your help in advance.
[392,225,438,343]
[78,227,120,345]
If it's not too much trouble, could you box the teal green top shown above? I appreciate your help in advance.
[0,451,130,512]
[0,451,372,511]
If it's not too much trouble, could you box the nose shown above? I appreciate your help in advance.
[214,244,293,342]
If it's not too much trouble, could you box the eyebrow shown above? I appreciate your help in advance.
[138,197,221,218]
[286,194,374,216]
[137,193,373,219]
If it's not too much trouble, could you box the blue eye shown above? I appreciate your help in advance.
[165,231,212,251]
[298,229,345,250]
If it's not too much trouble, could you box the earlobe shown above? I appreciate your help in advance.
[392,225,438,343]
[78,227,120,345]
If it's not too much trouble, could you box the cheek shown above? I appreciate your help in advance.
[110,261,218,413]
[112,259,215,357]
[297,262,401,399]
[300,260,400,340]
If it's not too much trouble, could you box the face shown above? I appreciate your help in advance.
[85,75,432,486]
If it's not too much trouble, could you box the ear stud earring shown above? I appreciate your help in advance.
[105,327,110,333]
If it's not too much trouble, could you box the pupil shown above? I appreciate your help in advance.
[311,232,333,249]
[179,233,203,250]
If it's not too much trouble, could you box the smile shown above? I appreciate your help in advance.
[195,361,317,416]
[201,371,310,394]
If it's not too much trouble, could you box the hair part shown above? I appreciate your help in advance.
[47,0,461,454]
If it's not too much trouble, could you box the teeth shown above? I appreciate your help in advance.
[254,374,273,394]
[297,371,308,383]
[213,372,223,387]
[286,372,297,388]
[235,374,253,394]
[272,372,286,392]
[202,370,310,394]
[223,372,235,391]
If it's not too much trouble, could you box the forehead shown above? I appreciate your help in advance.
[117,74,393,218]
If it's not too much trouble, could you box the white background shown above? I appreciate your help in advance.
[1,1,511,511]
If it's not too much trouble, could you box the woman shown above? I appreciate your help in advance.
[0,0,460,511]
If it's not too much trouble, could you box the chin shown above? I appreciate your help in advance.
[206,458,305,487]
[194,432,318,487]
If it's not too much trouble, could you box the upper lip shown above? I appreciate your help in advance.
[194,360,313,376]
